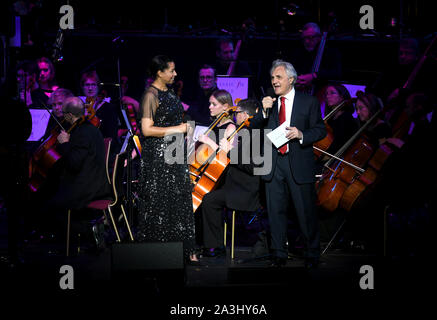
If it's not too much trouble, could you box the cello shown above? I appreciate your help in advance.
[28,97,100,192]
[191,116,250,213]
[316,109,381,212]
[187,107,236,181]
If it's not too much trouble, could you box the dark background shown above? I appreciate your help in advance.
[1,0,436,100]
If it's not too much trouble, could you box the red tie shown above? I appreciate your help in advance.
[279,96,287,154]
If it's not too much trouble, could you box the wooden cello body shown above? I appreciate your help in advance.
[28,97,100,192]
[190,117,249,212]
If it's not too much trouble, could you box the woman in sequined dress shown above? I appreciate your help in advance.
[136,55,198,263]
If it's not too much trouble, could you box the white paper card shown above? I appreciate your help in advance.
[266,122,289,149]
[192,125,209,141]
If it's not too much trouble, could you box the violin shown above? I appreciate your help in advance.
[191,115,251,213]
[28,97,100,192]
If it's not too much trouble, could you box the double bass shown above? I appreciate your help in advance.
[28,97,100,192]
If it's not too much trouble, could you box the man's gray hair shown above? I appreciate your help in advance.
[48,88,74,105]
[270,59,298,85]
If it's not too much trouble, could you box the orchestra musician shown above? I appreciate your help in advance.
[197,89,236,152]
[183,64,219,126]
[79,70,119,143]
[322,84,359,155]
[42,88,74,141]
[201,99,261,258]
[289,22,342,94]
[37,57,59,101]
[40,97,111,249]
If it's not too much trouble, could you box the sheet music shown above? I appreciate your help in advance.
[27,109,51,142]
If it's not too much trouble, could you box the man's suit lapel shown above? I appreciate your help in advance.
[290,91,300,127]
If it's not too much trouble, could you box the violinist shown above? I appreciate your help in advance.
[79,70,119,142]
[322,84,359,155]
[197,89,236,153]
[201,99,261,258]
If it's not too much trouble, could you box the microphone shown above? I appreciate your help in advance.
[262,87,276,117]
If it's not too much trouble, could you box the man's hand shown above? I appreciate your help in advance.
[262,96,276,112]
[285,126,302,140]
[57,130,70,144]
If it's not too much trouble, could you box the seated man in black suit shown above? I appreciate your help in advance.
[50,96,111,209]
[44,97,111,250]
[201,99,261,257]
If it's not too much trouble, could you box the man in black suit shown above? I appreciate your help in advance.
[201,99,261,257]
[250,60,326,268]
[50,96,111,210]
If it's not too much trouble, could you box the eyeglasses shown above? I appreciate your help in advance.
[199,76,214,80]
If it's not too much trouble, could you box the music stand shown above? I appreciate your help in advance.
[120,108,141,228]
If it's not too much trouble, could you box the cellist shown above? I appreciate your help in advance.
[355,92,392,148]
[41,88,74,141]
[197,89,237,156]
[35,97,111,246]
[200,99,261,258]
[321,83,359,155]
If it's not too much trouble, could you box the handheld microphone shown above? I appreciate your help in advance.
[262,87,276,117]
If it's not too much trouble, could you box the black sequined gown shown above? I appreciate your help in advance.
[136,86,195,257]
